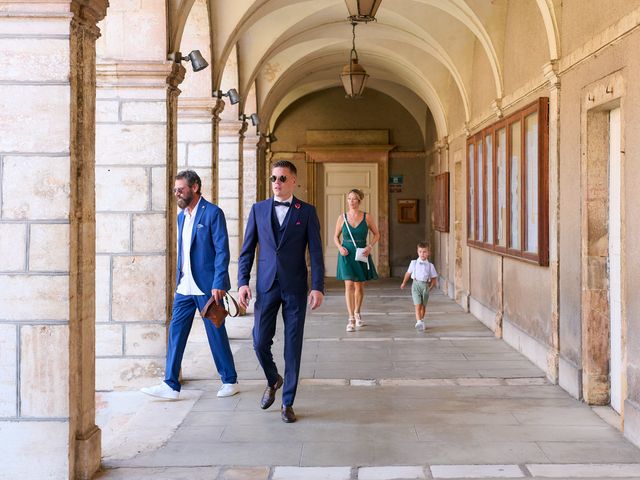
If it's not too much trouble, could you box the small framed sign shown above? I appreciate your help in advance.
[397,199,418,223]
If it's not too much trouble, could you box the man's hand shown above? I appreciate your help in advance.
[308,290,324,310]
[211,289,226,304]
[238,285,252,309]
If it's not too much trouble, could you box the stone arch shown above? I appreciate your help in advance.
[535,0,561,60]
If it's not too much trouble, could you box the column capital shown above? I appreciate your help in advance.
[543,61,560,89]
[71,0,108,27]
[213,98,226,121]
[238,120,249,139]
[435,136,449,152]
[491,98,504,119]
[167,62,186,92]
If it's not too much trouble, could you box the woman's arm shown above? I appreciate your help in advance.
[333,215,349,256]
[364,214,381,254]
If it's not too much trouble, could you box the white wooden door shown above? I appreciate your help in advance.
[322,163,378,276]
[609,107,622,414]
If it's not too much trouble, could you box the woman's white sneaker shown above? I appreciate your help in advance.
[217,383,240,398]
[140,382,179,400]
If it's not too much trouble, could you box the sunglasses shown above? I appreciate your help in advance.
[270,175,288,183]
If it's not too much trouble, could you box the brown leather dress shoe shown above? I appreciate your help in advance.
[260,374,283,410]
[281,405,296,423]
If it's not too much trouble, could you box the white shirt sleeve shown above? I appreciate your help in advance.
[429,262,438,279]
[407,260,416,274]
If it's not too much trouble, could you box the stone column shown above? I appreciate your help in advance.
[238,121,249,242]
[242,129,260,223]
[0,1,105,477]
[544,61,561,385]
[166,63,186,329]
[211,99,226,202]
[257,134,269,201]
[70,3,107,477]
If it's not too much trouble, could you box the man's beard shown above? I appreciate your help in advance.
[177,191,193,209]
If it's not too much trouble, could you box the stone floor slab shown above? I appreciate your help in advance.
[218,466,270,480]
[430,464,524,478]
[94,466,220,479]
[526,463,640,477]
[358,465,426,479]
[272,466,351,479]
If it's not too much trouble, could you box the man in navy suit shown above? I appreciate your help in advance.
[238,160,324,422]
[141,170,239,400]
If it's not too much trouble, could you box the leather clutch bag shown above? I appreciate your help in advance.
[201,294,240,328]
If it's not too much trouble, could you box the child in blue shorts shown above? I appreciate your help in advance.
[400,242,438,331]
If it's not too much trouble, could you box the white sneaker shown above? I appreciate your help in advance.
[217,383,240,398]
[415,320,425,331]
[140,382,179,400]
[354,312,365,328]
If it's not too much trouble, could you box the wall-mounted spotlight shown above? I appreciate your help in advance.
[168,50,209,72]
[267,133,278,143]
[239,113,260,126]
[213,88,240,105]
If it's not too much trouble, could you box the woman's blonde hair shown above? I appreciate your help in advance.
[347,188,364,201]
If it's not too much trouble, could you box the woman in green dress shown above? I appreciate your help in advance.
[333,188,380,332]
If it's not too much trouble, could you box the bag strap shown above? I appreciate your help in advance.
[344,213,358,245]
[223,293,241,318]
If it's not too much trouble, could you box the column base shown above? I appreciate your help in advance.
[75,425,102,480]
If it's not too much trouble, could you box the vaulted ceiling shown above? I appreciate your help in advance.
[168,0,560,138]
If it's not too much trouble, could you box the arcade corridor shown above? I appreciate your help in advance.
[95,280,640,479]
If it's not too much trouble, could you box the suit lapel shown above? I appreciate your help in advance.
[266,198,278,248]
[190,198,206,246]
[279,197,300,248]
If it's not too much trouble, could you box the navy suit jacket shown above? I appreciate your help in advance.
[238,197,325,294]
[176,197,231,292]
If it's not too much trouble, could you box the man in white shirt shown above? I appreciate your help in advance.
[141,170,239,400]
[401,242,438,331]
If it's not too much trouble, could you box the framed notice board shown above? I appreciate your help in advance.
[434,172,450,232]
[398,199,418,223]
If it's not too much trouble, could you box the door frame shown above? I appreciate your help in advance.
[580,72,626,408]
[303,145,393,277]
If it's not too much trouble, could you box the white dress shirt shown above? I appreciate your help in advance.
[407,258,438,282]
[274,195,293,226]
[176,197,205,296]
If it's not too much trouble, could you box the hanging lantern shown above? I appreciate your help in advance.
[340,22,369,98]
[344,0,383,23]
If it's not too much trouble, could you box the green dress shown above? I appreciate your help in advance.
[336,213,379,281]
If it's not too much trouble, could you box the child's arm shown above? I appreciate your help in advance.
[400,271,411,289]
[428,276,437,290]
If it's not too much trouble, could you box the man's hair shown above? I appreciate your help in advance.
[272,160,297,175]
[175,170,202,194]
[348,188,364,201]
[417,241,430,250]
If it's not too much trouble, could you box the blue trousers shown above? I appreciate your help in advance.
[164,293,238,391]
[253,281,307,407]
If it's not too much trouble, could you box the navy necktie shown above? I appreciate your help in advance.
[274,201,291,207]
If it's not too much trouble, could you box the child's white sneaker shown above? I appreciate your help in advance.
[415,320,425,331]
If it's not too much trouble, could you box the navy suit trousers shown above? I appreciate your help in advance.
[253,281,307,406]
[164,293,238,391]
